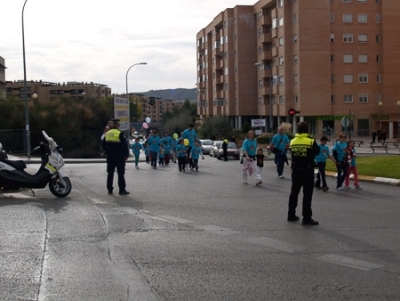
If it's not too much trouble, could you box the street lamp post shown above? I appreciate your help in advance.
[397,101,400,139]
[255,62,273,132]
[22,0,31,156]
[125,62,147,135]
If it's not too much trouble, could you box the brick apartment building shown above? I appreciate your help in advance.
[6,80,112,102]
[196,0,400,139]
[0,56,6,99]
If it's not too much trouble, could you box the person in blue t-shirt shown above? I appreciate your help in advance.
[143,142,150,164]
[176,139,188,172]
[271,127,291,179]
[131,137,144,169]
[158,144,165,167]
[242,130,262,186]
[181,124,197,168]
[315,136,336,191]
[332,133,348,190]
[147,131,161,169]
[163,143,171,166]
[190,140,204,172]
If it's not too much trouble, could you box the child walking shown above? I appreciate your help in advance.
[131,138,143,169]
[315,136,336,191]
[176,139,187,172]
[255,148,265,175]
[158,144,165,167]
[344,140,362,189]
[144,142,150,164]
[190,140,204,172]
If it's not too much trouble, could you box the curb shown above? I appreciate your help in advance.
[324,171,400,186]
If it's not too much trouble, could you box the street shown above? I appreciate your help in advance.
[1,157,400,301]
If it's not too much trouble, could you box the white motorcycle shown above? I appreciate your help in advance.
[0,130,72,197]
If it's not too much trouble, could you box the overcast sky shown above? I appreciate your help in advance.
[1,0,256,94]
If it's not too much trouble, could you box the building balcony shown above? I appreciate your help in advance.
[271,28,277,38]
[260,50,272,61]
[215,75,224,84]
[261,32,272,43]
[272,46,278,57]
[260,15,272,25]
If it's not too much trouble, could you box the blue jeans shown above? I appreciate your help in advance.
[150,151,158,168]
[336,162,348,188]
[275,150,286,176]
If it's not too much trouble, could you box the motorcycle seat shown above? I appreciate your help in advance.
[2,159,27,170]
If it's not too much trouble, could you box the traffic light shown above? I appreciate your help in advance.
[149,97,155,106]
[288,108,296,116]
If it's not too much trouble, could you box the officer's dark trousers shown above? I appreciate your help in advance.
[107,157,126,192]
[288,167,314,219]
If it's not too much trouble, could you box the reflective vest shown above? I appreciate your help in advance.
[105,129,121,143]
[290,133,318,167]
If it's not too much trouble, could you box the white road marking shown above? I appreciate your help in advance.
[248,237,307,254]
[159,215,193,224]
[317,254,384,271]
[196,225,240,236]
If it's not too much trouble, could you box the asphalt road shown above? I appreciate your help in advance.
[1,157,400,301]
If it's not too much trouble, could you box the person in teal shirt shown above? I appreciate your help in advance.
[190,140,204,172]
[315,136,336,191]
[176,139,187,172]
[147,131,161,169]
[332,133,348,190]
[131,137,143,169]
[181,124,197,168]
[271,127,290,179]
[242,130,262,186]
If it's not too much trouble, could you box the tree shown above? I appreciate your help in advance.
[199,116,233,140]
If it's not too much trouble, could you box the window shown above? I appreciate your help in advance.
[259,97,264,105]
[279,57,284,65]
[279,76,284,85]
[343,34,353,43]
[344,54,353,63]
[258,46,263,54]
[293,54,298,64]
[331,75,335,83]
[359,94,368,103]
[258,80,263,87]
[376,14,381,23]
[358,34,368,43]
[376,55,380,63]
[292,14,297,23]
[358,0,367,2]
[330,34,335,42]
[344,95,353,103]
[224,67,228,75]
[359,74,368,83]
[344,74,353,83]
[279,17,284,26]
[358,54,368,63]
[331,54,335,63]
[272,18,277,29]
[343,0,352,2]
[293,34,298,43]
[279,96,285,104]
[279,37,284,45]
[278,0,283,7]
[258,29,263,37]
[331,95,335,104]
[377,74,381,83]
[376,35,381,43]
[358,14,367,23]
[293,74,298,83]
[343,14,353,23]
[330,13,334,22]
[294,95,299,104]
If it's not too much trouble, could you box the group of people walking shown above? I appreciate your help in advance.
[241,122,362,227]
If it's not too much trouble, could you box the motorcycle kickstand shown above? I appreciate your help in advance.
[29,188,36,196]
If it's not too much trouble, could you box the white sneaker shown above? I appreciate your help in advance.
[242,179,248,184]
[337,187,343,191]
[355,185,363,189]
[136,166,139,169]
[256,180,262,186]
[279,175,284,179]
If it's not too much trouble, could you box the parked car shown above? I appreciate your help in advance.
[217,142,240,160]
[210,140,223,157]
[199,139,213,155]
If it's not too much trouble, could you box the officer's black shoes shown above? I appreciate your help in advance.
[302,218,319,226]
[119,190,130,195]
[287,215,300,222]
[108,190,113,194]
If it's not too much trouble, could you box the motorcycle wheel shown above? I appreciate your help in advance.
[49,177,72,198]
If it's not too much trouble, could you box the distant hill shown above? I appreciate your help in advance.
[143,88,197,102]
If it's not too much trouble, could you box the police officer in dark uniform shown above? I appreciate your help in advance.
[287,122,320,225]
[103,119,130,195]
